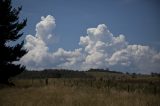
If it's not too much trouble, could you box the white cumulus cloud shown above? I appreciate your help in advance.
[21,15,160,73]
[21,15,82,70]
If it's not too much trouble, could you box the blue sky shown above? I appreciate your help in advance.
[12,0,160,73]
[13,0,160,50]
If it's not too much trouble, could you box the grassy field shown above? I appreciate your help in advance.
[0,71,160,106]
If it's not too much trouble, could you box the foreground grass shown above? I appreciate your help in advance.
[0,80,159,106]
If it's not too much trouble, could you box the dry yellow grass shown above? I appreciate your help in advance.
[0,79,160,106]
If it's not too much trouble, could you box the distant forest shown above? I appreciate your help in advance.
[14,68,160,79]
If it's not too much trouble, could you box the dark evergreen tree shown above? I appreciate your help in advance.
[0,0,27,84]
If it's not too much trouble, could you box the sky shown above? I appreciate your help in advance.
[12,0,160,73]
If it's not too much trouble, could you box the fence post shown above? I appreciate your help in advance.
[31,78,34,86]
[90,80,93,87]
[154,85,157,95]
[107,80,110,92]
[127,85,130,92]
[45,78,48,86]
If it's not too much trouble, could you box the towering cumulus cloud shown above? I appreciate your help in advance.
[21,15,82,70]
[21,15,160,73]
